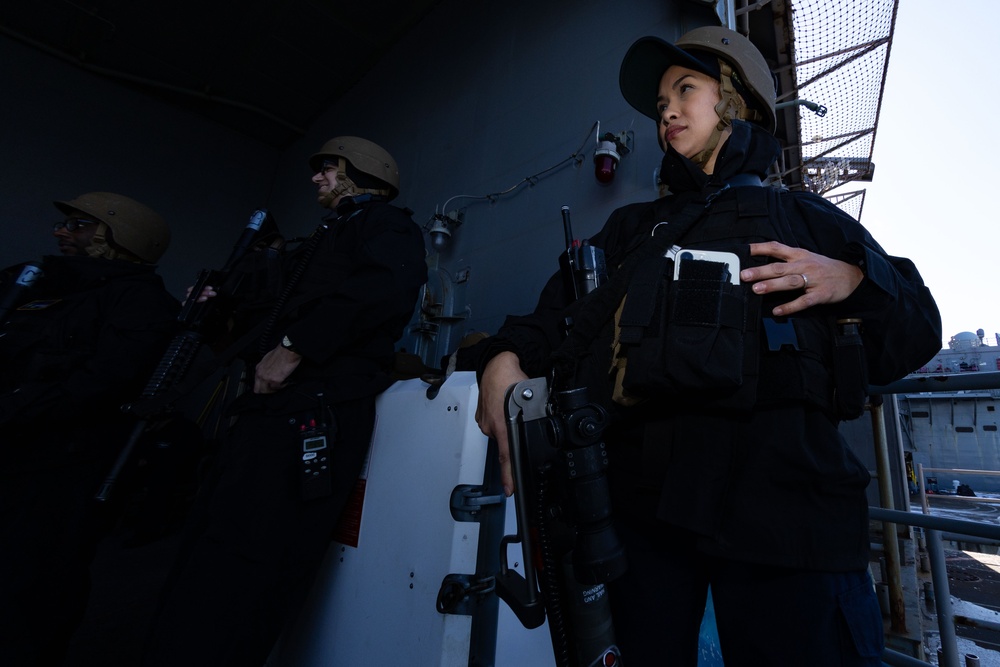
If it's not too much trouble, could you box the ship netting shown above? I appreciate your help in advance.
[824,189,866,222]
[785,0,897,196]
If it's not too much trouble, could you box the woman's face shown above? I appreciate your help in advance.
[656,65,723,159]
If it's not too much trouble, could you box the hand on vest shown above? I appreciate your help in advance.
[741,241,864,317]
[254,344,302,394]
[475,351,528,497]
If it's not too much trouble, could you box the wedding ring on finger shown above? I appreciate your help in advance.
[801,273,809,288]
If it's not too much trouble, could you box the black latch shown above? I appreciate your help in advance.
[449,484,505,522]
[436,573,496,616]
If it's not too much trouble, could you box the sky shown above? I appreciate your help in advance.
[840,0,1000,347]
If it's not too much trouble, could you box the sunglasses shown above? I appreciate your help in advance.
[53,218,98,232]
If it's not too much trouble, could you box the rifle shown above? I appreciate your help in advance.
[94,209,276,503]
[495,207,625,667]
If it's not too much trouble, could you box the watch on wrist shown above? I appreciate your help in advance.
[281,335,299,353]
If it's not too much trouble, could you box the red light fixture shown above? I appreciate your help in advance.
[594,139,620,184]
[592,127,631,185]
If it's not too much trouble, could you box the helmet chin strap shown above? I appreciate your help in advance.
[690,59,766,170]
[320,157,392,209]
[690,127,725,169]
[85,222,113,260]
[84,222,142,262]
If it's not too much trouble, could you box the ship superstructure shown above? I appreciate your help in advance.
[901,330,1000,494]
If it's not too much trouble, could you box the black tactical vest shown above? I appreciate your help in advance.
[603,185,863,420]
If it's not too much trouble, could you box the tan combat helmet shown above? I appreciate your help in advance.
[54,192,170,263]
[309,136,400,202]
[619,25,777,134]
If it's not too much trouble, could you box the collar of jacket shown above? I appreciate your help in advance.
[40,254,156,288]
[660,120,779,196]
[329,193,389,218]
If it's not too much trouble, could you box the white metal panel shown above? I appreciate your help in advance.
[271,372,555,666]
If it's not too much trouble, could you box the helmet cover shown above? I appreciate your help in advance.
[619,26,776,133]
[309,136,400,201]
[53,191,170,263]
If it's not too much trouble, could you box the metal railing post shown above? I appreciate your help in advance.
[925,527,960,667]
[917,463,930,514]
[870,396,907,633]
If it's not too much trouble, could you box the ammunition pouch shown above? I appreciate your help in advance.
[756,316,868,420]
[833,319,868,419]
[611,254,752,409]
[610,256,867,420]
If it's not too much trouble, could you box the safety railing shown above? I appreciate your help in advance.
[915,468,1000,516]
[873,507,1000,667]
[870,372,1000,667]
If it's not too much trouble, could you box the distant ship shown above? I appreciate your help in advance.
[899,329,1000,494]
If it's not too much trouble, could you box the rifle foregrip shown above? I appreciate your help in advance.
[176,268,225,327]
